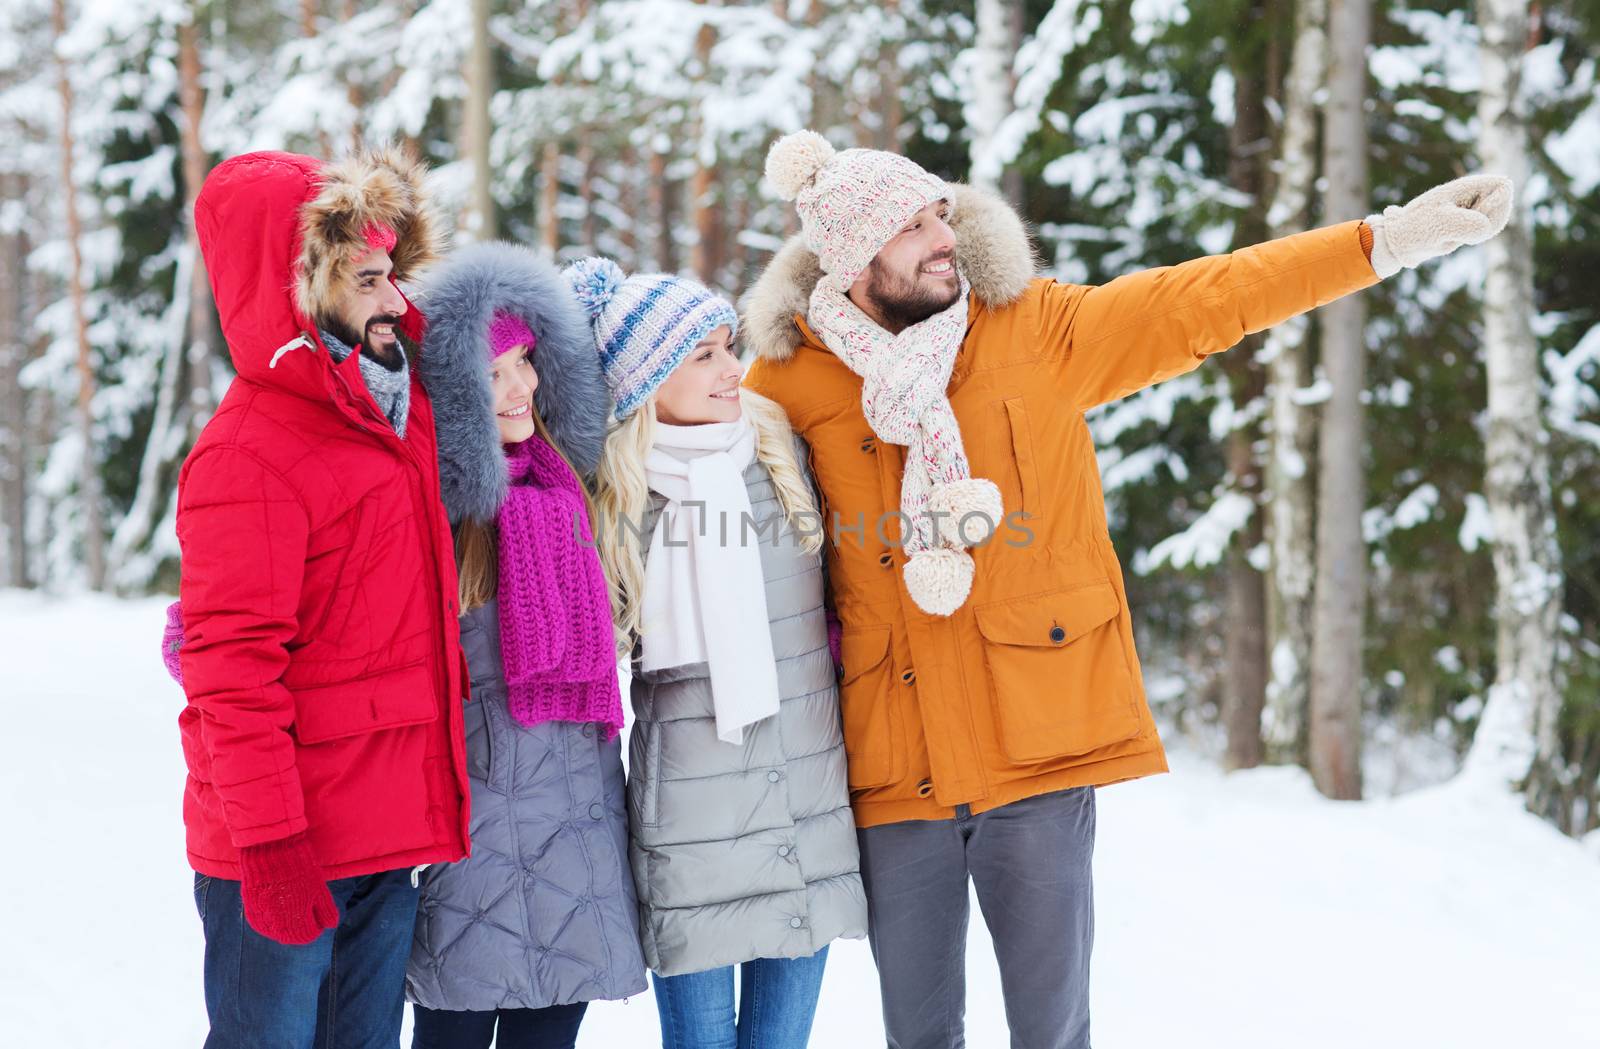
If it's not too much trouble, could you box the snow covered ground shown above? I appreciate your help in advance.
[3,590,1596,1048]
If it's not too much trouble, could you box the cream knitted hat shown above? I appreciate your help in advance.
[765,130,949,291]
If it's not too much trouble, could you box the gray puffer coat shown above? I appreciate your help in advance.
[628,448,868,977]
[407,600,648,1010]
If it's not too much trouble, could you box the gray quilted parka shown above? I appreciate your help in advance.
[628,446,868,977]
[407,600,647,1011]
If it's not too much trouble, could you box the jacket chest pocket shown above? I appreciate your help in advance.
[983,398,1042,527]
[974,581,1141,763]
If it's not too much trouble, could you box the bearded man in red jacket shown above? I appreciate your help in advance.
[174,147,471,1048]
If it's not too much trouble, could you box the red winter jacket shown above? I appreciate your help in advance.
[175,152,470,880]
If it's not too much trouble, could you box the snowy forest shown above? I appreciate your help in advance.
[1,0,1598,839]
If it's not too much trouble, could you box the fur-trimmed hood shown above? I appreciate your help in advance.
[739,183,1038,363]
[295,144,445,323]
[416,241,611,524]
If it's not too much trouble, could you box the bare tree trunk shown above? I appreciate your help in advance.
[1465,0,1565,819]
[651,147,677,272]
[463,0,496,241]
[541,140,562,257]
[299,0,334,157]
[1000,0,1026,205]
[1263,0,1326,763]
[690,4,720,286]
[1221,1,1272,771]
[728,188,752,294]
[1309,0,1370,800]
[178,13,214,421]
[0,172,31,589]
[617,144,641,270]
[342,0,364,150]
[578,130,597,254]
[966,0,1011,192]
[110,9,213,585]
[54,0,106,591]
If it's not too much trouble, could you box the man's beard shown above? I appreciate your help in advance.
[863,253,962,333]
[325,313,406,371]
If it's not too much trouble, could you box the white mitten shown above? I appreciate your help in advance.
[1366,174,1515,279]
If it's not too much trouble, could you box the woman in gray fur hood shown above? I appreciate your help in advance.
[405,241,647,1049]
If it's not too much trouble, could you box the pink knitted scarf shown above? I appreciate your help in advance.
[496,436,622,739]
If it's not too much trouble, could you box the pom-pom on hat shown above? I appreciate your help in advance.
[563,257,739,421]
[765,129,950,291]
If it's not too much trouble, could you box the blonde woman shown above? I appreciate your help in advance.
[565,257,866,1049]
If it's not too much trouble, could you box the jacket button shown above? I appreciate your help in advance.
[778,845,792,857]
[588,803,604,820]
[1049,625,1067,644]
[916,779,933,798]
[900,669,915,685]
[878,553,894,568]
[789,916,804,929]
[768,770,782,783]
[581,723,594,738]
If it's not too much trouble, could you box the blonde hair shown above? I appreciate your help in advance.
[591,388,823,655]
[455,407,594,613]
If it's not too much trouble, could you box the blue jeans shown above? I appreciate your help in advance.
[411,1003,588,1049]
[194,868,420,1049]
[652,947,829,1049]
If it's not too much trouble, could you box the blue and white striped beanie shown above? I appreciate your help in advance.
[563,257,740,420]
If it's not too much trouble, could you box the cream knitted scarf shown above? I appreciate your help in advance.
[807,275,1001,616]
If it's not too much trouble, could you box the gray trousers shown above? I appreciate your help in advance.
[856,786,1096,1049]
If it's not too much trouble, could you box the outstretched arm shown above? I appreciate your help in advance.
[1040,174,1513,412]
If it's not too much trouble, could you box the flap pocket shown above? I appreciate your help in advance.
[837,625,901,790]
[292,662,439,745]
[974,582,1141,763]
[975,581,1119,648]
[841,625,890,685]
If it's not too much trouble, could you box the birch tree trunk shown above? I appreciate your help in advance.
[54,0,106,591]
[463,0,496,241]
[1309,0,1370,800]
[1262,0,1327,763]
[966,0,1011,192]
[1465,0,1565,819]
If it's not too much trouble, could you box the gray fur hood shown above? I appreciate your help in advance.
[417,241,611,523]
[739,183,1039,363]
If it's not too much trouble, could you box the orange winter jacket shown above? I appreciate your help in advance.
[742,185,1378,828]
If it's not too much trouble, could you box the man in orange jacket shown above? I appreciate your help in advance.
[743,130,1510,1049]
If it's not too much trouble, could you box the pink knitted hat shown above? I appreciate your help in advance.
[487,310,536,360]
[765,130,949,291]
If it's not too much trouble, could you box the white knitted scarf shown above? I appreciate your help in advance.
[807,275,1001,616]
[641,414,782,744]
